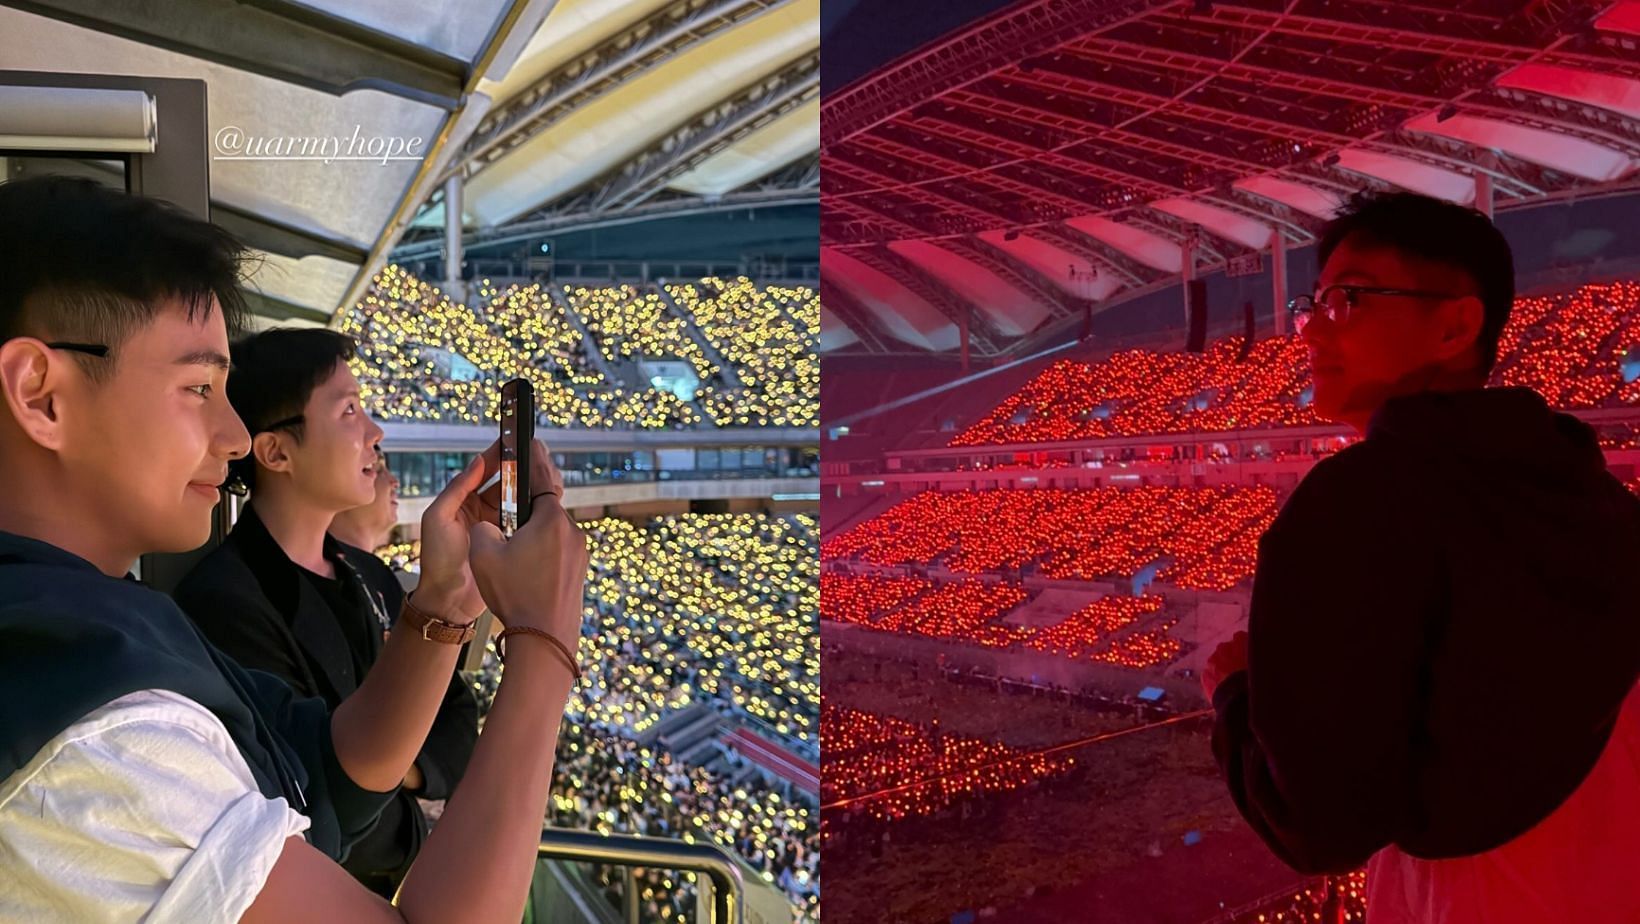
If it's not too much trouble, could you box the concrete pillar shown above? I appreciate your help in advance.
[443,175,464,300]
[960,304,971,373]
[1271,228,1288,336]
[1475,171,1494,219]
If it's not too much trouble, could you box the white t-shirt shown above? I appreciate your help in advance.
[1367,678,1640,923]
[0,689,311,923]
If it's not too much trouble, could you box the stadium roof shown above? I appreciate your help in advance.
[0,0,819,323]
[819,0,1640,357]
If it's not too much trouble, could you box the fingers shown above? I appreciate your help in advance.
[530,438,563,498]
[426,454,485,519]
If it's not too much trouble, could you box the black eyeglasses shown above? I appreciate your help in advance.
[1288,285,1465,333]
[44,341,110,357]
[259,414,304,432]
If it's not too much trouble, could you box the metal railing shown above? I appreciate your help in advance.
[538,829,743,924]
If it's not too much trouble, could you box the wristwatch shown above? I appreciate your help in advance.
[400,594,478,645]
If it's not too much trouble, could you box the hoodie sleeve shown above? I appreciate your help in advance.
[1211,449,1439,874]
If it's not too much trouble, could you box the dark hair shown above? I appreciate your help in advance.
[226,328,358,492]
[1317,190,1514,374]
[0,175,250,384]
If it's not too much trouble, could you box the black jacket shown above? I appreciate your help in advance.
[1213,387,1640,874]
[172,504,477,886]
[0,530,394,861]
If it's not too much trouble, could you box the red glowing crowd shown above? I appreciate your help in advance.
[953,280,1640,447]
[820,573,1186,671]
[820,704,1077,824]
[820,485,1278,592]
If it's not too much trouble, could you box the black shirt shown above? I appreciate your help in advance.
[299,565,374,681]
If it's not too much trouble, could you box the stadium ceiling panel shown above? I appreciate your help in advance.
[668,97,820,196]
[976,230,1122,300]
[888,240,1053,338]
[822,247,962,353]
[817,304,861,352]
[404,0,821,245]
[0,0,549,322]
[821,0,1640,355]
[460,0,818,226]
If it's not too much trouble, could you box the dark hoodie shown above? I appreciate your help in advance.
[1212,386,1640,874]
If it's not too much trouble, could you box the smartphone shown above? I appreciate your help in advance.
[499,378,534,538]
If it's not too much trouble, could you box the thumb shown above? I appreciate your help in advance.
[429,455,485,515]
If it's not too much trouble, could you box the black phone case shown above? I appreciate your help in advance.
[501,378,535,533]
[515,379,533,529]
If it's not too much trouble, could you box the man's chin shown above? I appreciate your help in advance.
[153,521,216,555]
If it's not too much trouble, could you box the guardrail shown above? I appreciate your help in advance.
[538,829,743,924]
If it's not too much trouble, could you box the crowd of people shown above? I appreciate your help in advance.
[549,718,819,923]
[336,267,820,431]
[820,703,1077,825]
[818,573,932,626]
[873,579,1031,648]
[953,278,1640,447]
[667,277,821,428]
[574,513,819,745]
[1024,594,1166,661]
[821,484,1278,592]
[820,572,1189,671]
[1223,870,1369,924]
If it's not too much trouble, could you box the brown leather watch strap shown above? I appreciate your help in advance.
[400,594,477,645]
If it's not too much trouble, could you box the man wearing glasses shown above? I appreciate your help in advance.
[1202,191,1640,922]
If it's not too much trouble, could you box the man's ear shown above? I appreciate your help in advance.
[252,429,295,476]
[1437,295,1485,364]
[0,337,71,451]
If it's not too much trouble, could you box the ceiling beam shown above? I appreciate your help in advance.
[843,131,1094,219]
[1188,4,1640,79]
[826,152,1024,232]
[905,109,1313,242]
[1023,225,1144,289]
[848,246,1003,355]
[1038,224,1161,288]
[992,68,1359,148]
[587,51,819,213]
[452,0,796,177]
[821,0,1173,147]
[819,278,894,353]
[1065,36,1640,157]
[946,235,1077,320]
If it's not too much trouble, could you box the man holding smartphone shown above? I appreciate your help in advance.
[172,328,479,898]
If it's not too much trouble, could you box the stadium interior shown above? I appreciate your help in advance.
[819,1,1640,922]
[2,0,819,921]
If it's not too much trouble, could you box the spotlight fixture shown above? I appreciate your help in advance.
[1437,103,1459,122]
[1322,152,1341,168]
[1003,229,1021,241]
